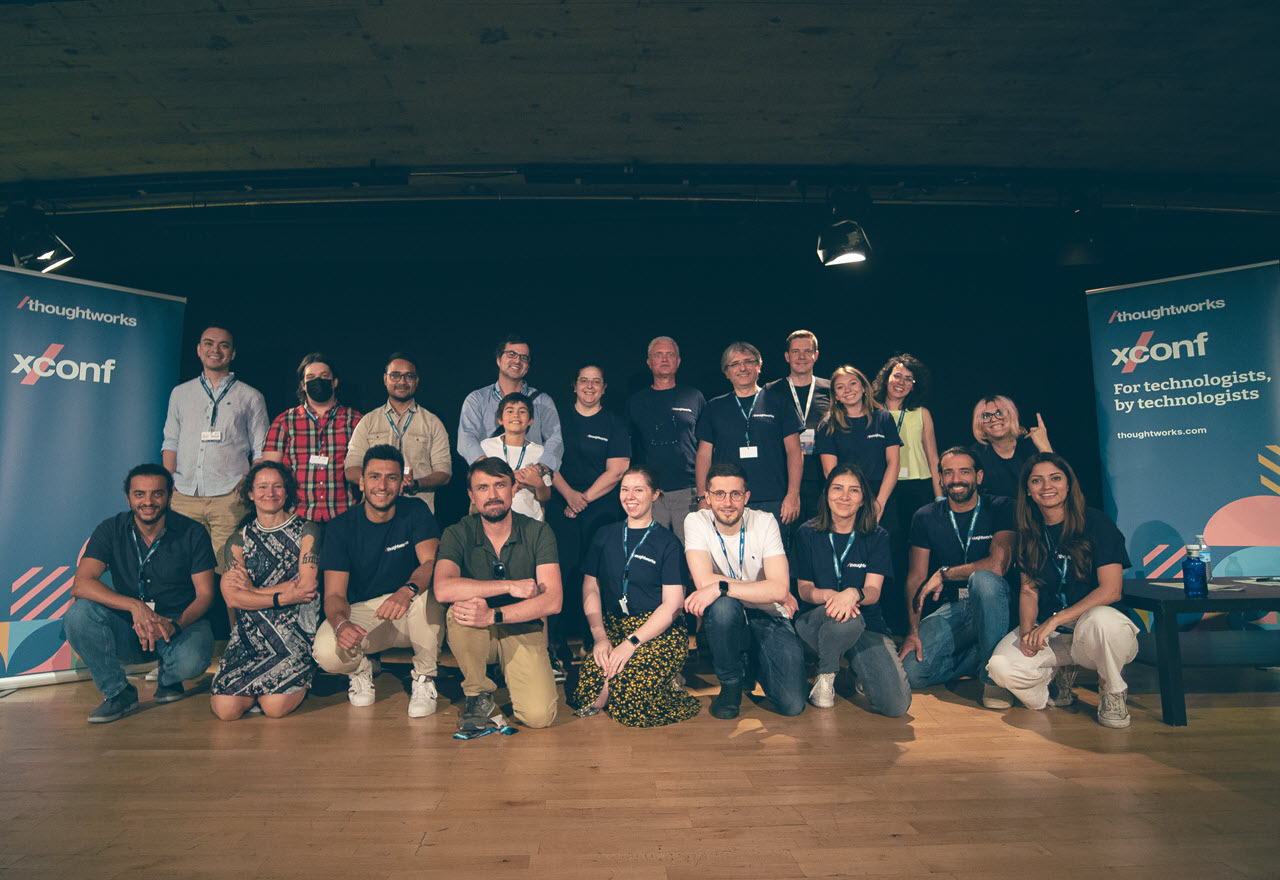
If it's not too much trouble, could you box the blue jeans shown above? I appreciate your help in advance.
[794,606,912,717]
[62,598,214,699]
[702,596,805,716]
[901,570,1011,688]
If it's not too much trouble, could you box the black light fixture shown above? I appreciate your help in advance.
[816,188,873,266]
[5,205,75,273]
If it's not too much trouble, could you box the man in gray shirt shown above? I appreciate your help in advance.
[162,324,268,572]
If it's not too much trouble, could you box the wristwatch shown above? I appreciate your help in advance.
[937,566,951,582]
[627,634,641,647]
[403,582,420,595]
[493,608,504,625]
[718,580,729,596]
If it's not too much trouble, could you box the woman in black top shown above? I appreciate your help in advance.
[572,467,700,726]
[970,394,1053,499]
[986,452,1139,728]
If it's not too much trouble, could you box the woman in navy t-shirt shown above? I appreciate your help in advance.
[572,467,701,727]
[816,365,902,520]
[791,463,911,717]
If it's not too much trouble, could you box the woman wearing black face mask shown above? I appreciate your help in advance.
[262,352,364,524]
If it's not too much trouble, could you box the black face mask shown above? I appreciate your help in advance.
[305,377,334,402]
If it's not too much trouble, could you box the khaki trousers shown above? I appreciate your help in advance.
[170,490,245,574]
[314,591,445,677]
[446,607,558,728]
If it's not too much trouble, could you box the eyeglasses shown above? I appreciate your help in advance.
[980,409,1005,421]
[576,377,604,387]
[492,560,507,580]
[707,489,747,502]
[386,371,418,382]
[502,351,531,363]
[726,359,759,371]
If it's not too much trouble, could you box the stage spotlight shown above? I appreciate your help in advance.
[5,206,75,273]
[817,217,872,266]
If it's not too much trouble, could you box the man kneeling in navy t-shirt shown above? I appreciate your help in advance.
[313,444,445,717]
[899,447,1016,709]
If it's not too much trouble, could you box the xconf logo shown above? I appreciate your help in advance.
[1111,331,1208,374]
[15,295,138,327]
[1107,298,1225,323]
[12,343,117,385]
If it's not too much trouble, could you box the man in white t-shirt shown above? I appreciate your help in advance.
[684,462,805,719]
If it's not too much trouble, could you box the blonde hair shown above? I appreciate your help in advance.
[825,365,879,432]
[971,395,1025,445]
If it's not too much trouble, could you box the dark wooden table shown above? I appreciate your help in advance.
[1122,577,1280,726]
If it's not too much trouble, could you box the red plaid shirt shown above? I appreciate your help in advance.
[264,403,362,522]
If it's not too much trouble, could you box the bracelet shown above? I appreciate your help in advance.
[334,619,351,636]
[272,592,282,608]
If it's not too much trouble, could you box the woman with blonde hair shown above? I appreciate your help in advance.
[971,394,1052,499]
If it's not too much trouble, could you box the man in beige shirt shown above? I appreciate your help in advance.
[345,353,451,511]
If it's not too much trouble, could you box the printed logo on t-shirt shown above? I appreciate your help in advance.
[751,413,775,420]
[586,434,609,442]
[386,541,410,552]
[867,433,885,439]
[634,554,658,565]
[672,407,693,413]
[846,562,867,569]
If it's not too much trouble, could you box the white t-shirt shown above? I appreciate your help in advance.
[480,436,552,522]
[683,507,789,617]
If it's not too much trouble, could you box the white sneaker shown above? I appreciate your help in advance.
[144,667,159,682]
[809,672,836,708]
[348,660,376,707]
[1097,690,1131,728]
[982,683,1014,710]
[408,674,438,718]
[1049,664,1078,707]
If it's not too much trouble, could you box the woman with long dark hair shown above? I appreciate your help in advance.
[210,461,322,720]
[572,466,701,726]
[986,452,1139,728]
[791,463,910,717]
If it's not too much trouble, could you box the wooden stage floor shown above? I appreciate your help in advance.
[3,655,1279,880]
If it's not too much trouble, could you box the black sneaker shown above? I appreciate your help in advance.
[88,685,140,724]
[458,692,497,732]
[154,682,186,704]
[710,681,743,719]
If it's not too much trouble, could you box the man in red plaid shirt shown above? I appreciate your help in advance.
[263,353,362,523]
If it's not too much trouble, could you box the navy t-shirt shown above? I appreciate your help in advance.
[814,408,902,488]
[585,521,683,616]
[975,436,1038,500]
[83,510,217,618]
[559,407,632,491]
[764,376,832,488]
[1033,507,1131,623]
[909,494,1014,572]
[696,389,803,502]
[627,385,705,491]
[790,522,892,634]
[320,497,441,604]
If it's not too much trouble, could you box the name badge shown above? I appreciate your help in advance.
[201,431,222,442]
[145,600,157,611]
[309,454,330,467]
[739,446,759,459]
[800,428,816,455]
[619,596,629,615]
[899,465,909,479]
[957,586,970,600]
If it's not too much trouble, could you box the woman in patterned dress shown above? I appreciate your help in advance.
[572,466,700,727]
[210,461,322,720]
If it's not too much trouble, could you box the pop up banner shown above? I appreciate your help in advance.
[1,266,185,684]
[1086,261,1280,592]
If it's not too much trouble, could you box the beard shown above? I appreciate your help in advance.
[480,503,511,523]
[713,507,744,529]
[947,482,977,503]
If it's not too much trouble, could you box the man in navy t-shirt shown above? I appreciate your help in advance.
[314,444,445,718]
[694,341,802,537]
[898,447,1016,709]
[627,336,705,543]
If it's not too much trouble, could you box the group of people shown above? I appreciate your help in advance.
[64,325,1141,732]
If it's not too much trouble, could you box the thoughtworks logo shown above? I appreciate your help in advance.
[1107,298,1225,323]
[1112,331,1208,374]
[15,296,138,328]
[12,344,117,385]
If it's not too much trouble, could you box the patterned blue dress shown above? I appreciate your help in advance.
[211,515,322,696]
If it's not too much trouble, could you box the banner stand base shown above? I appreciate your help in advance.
[0,662,157,693]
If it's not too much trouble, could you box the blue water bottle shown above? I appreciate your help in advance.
[1182,547,1208,599]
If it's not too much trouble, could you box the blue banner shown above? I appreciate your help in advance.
[1086,261,1280,590]
[1,266,185,679]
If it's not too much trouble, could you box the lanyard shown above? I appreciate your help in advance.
[620,524,655,607]
[130,527,164,599]
[787,379,816,425]
[948,498,982,563]
[199,375,236,428]
[1042,525,1070,610]
[829,531,856,589]
[892,407,906,431]
[714,525,747,581]
[503,439,527,470]
[385,407,416,447]
[736,389,761,445]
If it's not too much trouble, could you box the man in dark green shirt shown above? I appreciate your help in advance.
[435,457,562,732]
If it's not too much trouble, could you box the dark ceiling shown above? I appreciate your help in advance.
[4,0,1279,216]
